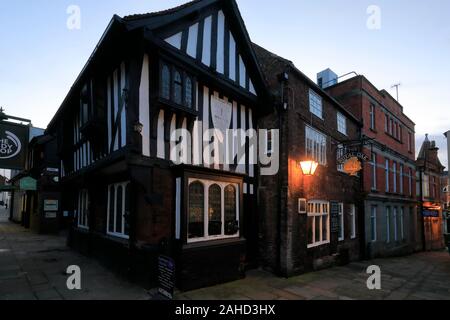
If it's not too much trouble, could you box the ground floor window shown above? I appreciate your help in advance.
[393,207,398,241]
[370,206,377,242]
[307,201,330,248]
[386,207,391,243]
[77,190,89,229]
[349,204,356,239]
[338,203,344,241]
[187,179,240,243]
[107,182,130,239]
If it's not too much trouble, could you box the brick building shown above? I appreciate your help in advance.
[441,171,449,235]
[416,135,446,250]
[254,46,362,277]
[324,73,418,258]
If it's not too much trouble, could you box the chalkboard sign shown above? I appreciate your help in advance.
[330,201,340,233]
[158,255,176,300]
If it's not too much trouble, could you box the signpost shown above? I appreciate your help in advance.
[158,255,176,300]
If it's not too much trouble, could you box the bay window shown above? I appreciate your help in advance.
[188,179,240,243]
[307,200,330,248]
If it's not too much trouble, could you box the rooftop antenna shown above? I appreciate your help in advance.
[391,83,401,102]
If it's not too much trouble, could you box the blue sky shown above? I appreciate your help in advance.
[0,0,449,169]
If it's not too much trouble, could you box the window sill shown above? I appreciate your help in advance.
[307,240,330,249]
[184,237,245,250]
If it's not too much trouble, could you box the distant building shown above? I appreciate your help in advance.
[416,134,445,251]
[325,72,419,258]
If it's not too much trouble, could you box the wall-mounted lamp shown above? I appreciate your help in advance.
[300,159,319,176]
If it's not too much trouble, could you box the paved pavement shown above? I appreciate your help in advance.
[0,213,151,300]
[1,212,450,300]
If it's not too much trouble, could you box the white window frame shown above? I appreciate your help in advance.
[393,207,398,241]
[349,204,356,239]
[399,164,404,194]
[77,189,89,229]
[370,104,375,130]
[338,203,344,241]
[307,200,330,248]
[309,89,323,119]
[371,153,377,190]
[337,112,347,135]
[393,162,397,193]
[305,125,327,165]
[106,182,130,239]
[187,179,240,244]
[370,206,377,242]
[385,159,390,192]
[400,207,405,240]
[386,207,391,243]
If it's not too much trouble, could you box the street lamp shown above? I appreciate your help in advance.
[300,159,319,176]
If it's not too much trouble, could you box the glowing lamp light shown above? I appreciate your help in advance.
[300,160,319,176]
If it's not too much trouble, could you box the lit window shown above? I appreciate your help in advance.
[307,200,330,248]
[161,64,171,100]
[77,189,89,229]
[188,179,239,243]
[309,89,323,119]
[173,71,182,104]
[306,126,327,165]
[107,182,130,239]
[337,112,347,135]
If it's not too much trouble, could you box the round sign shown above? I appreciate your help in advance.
[0,131,22,159]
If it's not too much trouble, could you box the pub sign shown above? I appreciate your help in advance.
[0,121,28,170]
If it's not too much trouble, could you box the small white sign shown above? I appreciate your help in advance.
[44,199,59,211]
[45,212,57,219]
[211,96,232,134]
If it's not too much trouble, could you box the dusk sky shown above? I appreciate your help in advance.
[0,0,448,169]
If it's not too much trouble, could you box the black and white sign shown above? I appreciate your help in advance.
[0,122,28,170]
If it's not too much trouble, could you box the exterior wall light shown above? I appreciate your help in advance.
[133,122,144,134]
[300,160,319,176]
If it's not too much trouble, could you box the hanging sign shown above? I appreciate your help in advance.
[0,122,28,170]
[338,151,369,176]
[20,177,37,191]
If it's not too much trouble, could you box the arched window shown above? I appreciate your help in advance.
[161,65,171,100]
[116,185,123,234]
[224,185,238,235]
[208,184,222,236]
[184,77,193,108]
[108,185,115,233]
[188,181,204,239]
[173,71,182,104]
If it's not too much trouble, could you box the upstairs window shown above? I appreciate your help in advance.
[306,126,327,165]
[161,64,171,100]
[160,62,196,110]
[309,89,323,119]
[337,112,347,135]
[370,104,376,130]
[173,70,183,105]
